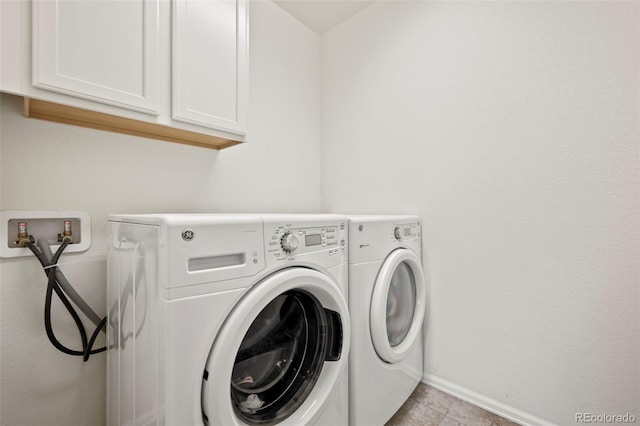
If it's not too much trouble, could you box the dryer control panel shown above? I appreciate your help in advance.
[392,222,420,242]
[348,215,422,264]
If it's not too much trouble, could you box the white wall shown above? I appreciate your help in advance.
[322,1,639,425]
[0,2,322,424]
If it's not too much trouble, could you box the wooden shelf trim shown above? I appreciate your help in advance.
[23,97,242,150]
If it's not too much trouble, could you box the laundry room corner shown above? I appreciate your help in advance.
[0,1,324,424]
[320,1,639,425]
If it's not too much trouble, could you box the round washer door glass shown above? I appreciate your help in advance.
[201,268,350,426]
[386,262,417,347]
[230,290,328,424]
[370,249,426,364]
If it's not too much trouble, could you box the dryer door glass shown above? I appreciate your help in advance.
[229,290,335,425]
[386,261,417,347]
[370,248,426,364]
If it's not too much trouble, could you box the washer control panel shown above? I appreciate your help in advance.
[392,222,420,242]
[267,222,347,261]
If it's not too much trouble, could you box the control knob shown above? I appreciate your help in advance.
[394,227,402,240]
[281,232,299,253]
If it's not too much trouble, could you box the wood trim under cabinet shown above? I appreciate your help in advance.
[23,97,242,150]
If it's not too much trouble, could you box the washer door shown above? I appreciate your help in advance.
[370,248,426,364]
[201,268,350,426]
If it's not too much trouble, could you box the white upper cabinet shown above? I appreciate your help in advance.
[1,1,22,94]
[33,0,160,114]
[0,0,249,149]
[173,0,248,134]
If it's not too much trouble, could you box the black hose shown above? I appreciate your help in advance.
[27,240,107,361]
[28,241,87,355]
[44,262,88,356]
[37,239,104,330]
[84,317,107,361]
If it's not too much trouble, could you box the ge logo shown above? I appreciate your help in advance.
[182,228,195,241]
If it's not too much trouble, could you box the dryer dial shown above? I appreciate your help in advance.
[281,232,299,253]
[394,227,402,240]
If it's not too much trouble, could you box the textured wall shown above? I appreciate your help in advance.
[0,2,322,424]
[321,1,639,424]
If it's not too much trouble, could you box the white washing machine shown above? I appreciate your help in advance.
[347,215,427,426]
[106,214,350,426]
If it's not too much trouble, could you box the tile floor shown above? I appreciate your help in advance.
[386,383,520,426]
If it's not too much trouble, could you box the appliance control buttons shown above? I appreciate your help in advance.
[281,232,299,253]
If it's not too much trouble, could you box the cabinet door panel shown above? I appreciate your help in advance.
[33,0,159,114]
[173,0,248,135]
[1,0,22,94]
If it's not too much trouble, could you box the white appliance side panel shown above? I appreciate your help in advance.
[107,222,159,426]
[33,0,159,113]
[172,0,248,134]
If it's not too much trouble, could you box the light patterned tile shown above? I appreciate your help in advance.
[385,384,520,426]
[387,404,445,426]
[406,383,429,402]
[420,385,459,415]
[440,416,465,426]
[445,399,501,426]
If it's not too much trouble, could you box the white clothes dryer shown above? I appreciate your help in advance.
[347,215,427,426]
[107,214,350,426]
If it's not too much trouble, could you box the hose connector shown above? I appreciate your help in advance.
[16,222,34,247]
[59,221,73,243]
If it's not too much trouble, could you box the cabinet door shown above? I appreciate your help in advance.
[172,0,248,135]
[1,0,22,95]
[33,0,159,114]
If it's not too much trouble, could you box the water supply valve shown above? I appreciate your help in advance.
[58,220,73,243]
[15,221,34,247]
[1,211,91,258]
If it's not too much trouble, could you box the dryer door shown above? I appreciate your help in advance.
[370,248,426,364]
[201,268,350,426]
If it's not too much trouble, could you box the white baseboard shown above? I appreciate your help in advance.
[421,373,556,426]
